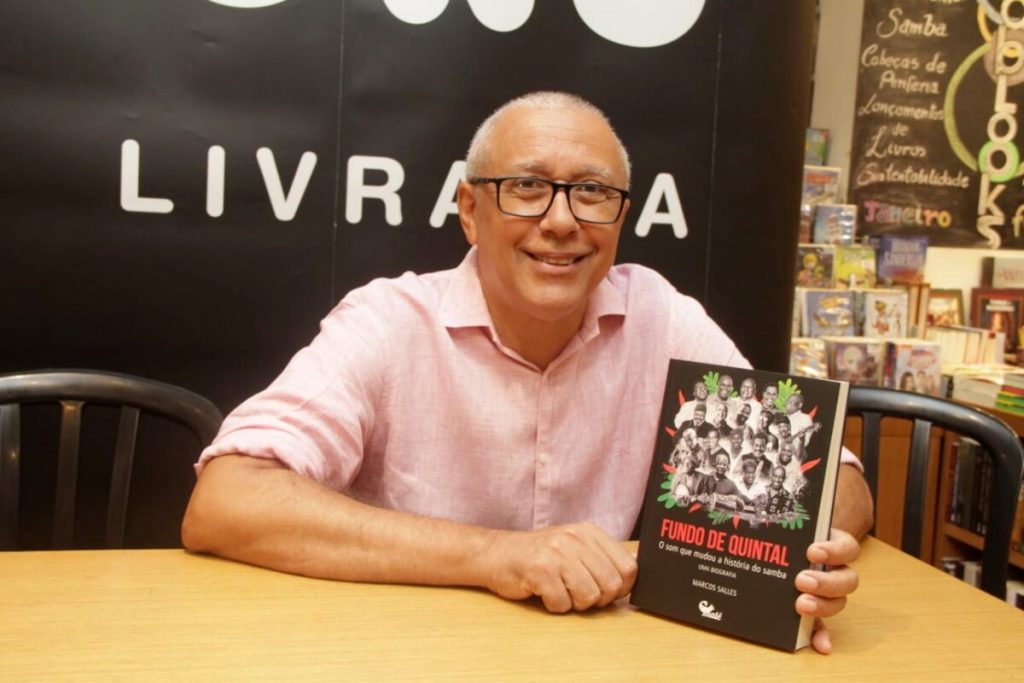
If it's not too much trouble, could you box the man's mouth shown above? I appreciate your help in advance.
[525,251,587,267]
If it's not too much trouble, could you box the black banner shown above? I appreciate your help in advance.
[850,0,1024,248]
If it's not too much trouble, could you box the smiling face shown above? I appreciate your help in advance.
[457,105,630,361]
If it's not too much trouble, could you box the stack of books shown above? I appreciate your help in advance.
[996,375,1024,415]
[944,364,1024,409]
[926,325,1006,367]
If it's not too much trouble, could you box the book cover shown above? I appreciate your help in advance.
[795,245,835,288]
[860,289,909,338]
[971,287,1024,353]
[927,289,964,327]
[804,128,830,165]
[801,165,841,205]
[801,289,855,337]
[873,235,928,285]
[811,204,857,245]
[833,245,877,289]
[788,338,828,379]
[631,360,849,651]
[885,339,942,396]
[981,256,1024,289]
[823,337,885,386]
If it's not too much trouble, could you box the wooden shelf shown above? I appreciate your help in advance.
[943,522,1024,570]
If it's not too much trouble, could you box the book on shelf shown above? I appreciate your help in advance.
[971,287,1024,354]
[945,367,1024,408]
[833,245,877,289]
[872,235,928,285]
[981,256,1024,289]
[1005,580,1024,609]
[795,245,835,288]
[801,165,842,205]
[925,326,1005,366]
[822,337,885,386]
[811,204,856,245]
[800,289,855,337]
[858,289,909,338]
[789,338,828,379]
[883,338,942,396]
[927,289,965,327]
[804,128,829,166]
[631,359,849,651]
[948,437,992,538]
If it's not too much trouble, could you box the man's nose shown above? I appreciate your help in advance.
[539,188,580,236]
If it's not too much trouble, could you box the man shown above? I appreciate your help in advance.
[710,402,732,439]
[679,402,713,439]
[784,393,815,447]
[671,455,714,505]
[709,452,744,512]
[182,92,871,654]
[674,380,709,427]
[761,382,780,416]
[700,427,730,473]
[734,432,773,482]
[765,465,796,517]
[735,459,767,509]
[707,374,734,414]
[736,377,761,428]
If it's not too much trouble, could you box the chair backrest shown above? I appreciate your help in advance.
[0,369,223,550]
[846,386,1024,598]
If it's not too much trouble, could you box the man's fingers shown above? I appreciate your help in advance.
[795,565,859,599]
[797,593,847,619]
[807,527,860,565]
[811,618,833,654]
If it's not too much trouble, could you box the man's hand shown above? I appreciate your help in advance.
[480,523,637,613]
[793,527,861,654]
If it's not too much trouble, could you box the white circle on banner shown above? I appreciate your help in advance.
[573,0,705,47]
[206,0,289,8]
[382,0,449,25]
[466,0,534,32]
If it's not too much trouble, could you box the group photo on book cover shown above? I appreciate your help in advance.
[631,360,848,650]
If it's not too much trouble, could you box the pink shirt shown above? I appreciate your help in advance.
[199,249,854,539]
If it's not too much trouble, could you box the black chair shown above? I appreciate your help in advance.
[0,369,223,550]
[846,386,1024,598]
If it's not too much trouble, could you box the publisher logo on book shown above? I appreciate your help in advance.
[698,600,723,621]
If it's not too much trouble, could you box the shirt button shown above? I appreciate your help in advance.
[538,452,550,465]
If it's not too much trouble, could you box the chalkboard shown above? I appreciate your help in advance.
[849,0,1024,248]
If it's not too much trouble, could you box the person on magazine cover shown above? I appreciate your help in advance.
[182,91,873,654]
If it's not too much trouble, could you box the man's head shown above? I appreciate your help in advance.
[778,442,794,464]
[752,433,767,454]
[762,383,779,409]
[736,402,751,426]
[714,452,730,478]
[457,93,632,354]
[692,402,707,425]
[714,403,728,425]
[728,430,744,452]
[682,427,698,448]
[770,465,786,490]
[704,427,720,451]
[741,460,757,486]
[774,414,791,438]
[693,381,709,401]
[717,375,734,401]
[740,378,756,400]
[785,393,803,415]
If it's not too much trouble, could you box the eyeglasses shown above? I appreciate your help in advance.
[468,176,629,225]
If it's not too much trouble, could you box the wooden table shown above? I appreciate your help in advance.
[1,537,1022,680]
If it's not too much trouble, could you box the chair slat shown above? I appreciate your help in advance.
[901,418,933,557]
[53,400,84,549]
[106,407,140,548]
[0,404,21,550]
[859,411,881,503]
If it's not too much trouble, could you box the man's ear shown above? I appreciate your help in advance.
[456,181,478,245]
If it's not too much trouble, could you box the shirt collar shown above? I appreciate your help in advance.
[439,247,627,335]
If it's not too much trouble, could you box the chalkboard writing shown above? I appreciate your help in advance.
[849,0,1024,248]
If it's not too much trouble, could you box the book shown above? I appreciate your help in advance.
[631,360,849,651]
[859,289,909,338]
[925,326,1005,366]
[873,235,928,285]
[801,289,855,337]
[823,337,885,386]
[884,339,942,396]
[789,338,828,379]
[833,245,877,289]
[804,128,829,165]
[811,204,857,245]
[801,165,842,205]
[970,287,1024,354]
[795,245,835,288]
[981,256,1024,289]
[927,289,965,327]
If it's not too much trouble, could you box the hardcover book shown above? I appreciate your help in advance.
[884,339,942,396]
[981,256,1024,289]
[970,287,1024,353]
[801,165,841,205]
[801,289,855,337]
[631,360,849,651]
[873,235,928,285]
[811,204,857,245]
[833,245,877,289]
[823,337,885,386]
[859,289,909,339]
[795,245,835,289]
[804,128,830,166]
[789,337,828,379]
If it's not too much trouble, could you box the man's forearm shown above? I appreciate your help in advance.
[181,454,498,586]
[831,463,874,539]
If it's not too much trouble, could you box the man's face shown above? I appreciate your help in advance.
[762,385,778,408]
[457,106,630,342]
[714,454,729,478]
[705,429,719,451]
[683,430,698,448]
[715,404,728,424]
[737,404,750,425]
[740,378,755,400]
[770,467,785,489]
[694,382,708,400]
[729,431,743,451]
[779,444,793,464]
[692,406,706,425]
[786,395,801,415]
[717,376,733,400]
[753,436,766,455]
[743,467,755,486]
[778,422,791,439]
